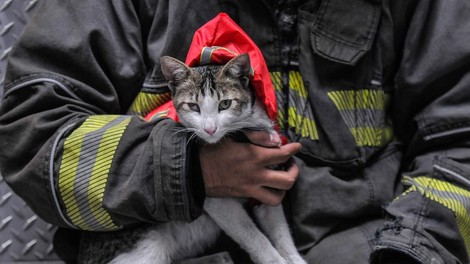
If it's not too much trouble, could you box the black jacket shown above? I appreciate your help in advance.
[1,0,470,263]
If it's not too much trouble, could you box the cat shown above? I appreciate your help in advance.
[109,54,306,264]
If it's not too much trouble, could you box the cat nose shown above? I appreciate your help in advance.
[204,127,217,136]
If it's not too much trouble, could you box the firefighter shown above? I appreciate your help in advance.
[1,1,470,263]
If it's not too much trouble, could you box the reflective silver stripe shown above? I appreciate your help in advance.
[59,115,131,231]
[5,77,80,100]
[50,123,78,229]
[402,175,470,253]
[142,82,168,89]
[71,116,128,230]
[200,46,217,65]
[423,127,470,141]
[434,164,470,190]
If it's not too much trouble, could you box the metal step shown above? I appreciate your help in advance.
[1,0,63,263]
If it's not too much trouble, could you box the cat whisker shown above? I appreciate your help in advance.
[169,127,203,147]
[171,127,197,136]
[186,132,201,147]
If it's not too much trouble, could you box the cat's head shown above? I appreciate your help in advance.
[160,54,254,144]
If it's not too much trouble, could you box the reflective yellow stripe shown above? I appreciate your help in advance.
[288,107,319,140]
[289,71,307,98]
[328,89,391,147]
[328,90,386,110]
[58,115,131,231]
[350,127,383,147]
[403,176,470,254]
[270,71,286,129]
[270,72,282,92]
[87,123,128,229]
[270,71,319,140]
[59,117,112,230]
[128,91,172,117]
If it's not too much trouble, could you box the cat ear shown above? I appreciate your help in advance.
[221,53,251,88]
[160,56,191,93]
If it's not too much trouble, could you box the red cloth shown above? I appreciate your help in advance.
[146,13,277,134]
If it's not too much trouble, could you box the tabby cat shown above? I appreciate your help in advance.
[109,54,306,264]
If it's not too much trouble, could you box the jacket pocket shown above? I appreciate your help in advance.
[295,1,390,168]
[309,0,382,65]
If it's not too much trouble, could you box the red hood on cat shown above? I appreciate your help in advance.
[145,12,278,126]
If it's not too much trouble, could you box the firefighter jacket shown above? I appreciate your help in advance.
[1,0,470,263]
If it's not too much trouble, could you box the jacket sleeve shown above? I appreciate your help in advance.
[0,0,204,231]
[373,0,470,262]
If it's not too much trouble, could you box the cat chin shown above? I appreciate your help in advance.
[196,133,223,144]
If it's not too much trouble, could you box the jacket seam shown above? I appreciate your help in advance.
[413,182,431,249]
[375,240,435,264]
[49,122,79,229]
[178,132,191,221]
[312,29,369,50]
[171,126,191,221]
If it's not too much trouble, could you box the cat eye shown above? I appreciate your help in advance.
[187,103,200,113]
[218,99,232,111]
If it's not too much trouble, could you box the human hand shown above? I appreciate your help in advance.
[199,130,302,206]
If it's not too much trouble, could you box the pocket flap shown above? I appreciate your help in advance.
[311,0,382,65]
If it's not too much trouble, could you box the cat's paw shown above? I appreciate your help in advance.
[269,132,282,147]
[256,251,288,264]
[265,258,288,264]
[285,254,307,264]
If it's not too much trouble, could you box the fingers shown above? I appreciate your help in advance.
[254,142,302,166]
[260,160,299,190]
[199,134,302,206]
[251,160,299,206]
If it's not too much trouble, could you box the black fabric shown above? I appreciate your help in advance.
[372,249,420,264]
[53,228,81,264]
[1,0,470,263]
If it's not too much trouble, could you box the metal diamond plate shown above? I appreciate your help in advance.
[1,0,64,263]
[0,175,63,263]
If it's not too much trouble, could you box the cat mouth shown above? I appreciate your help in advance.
[197,132,223,144]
